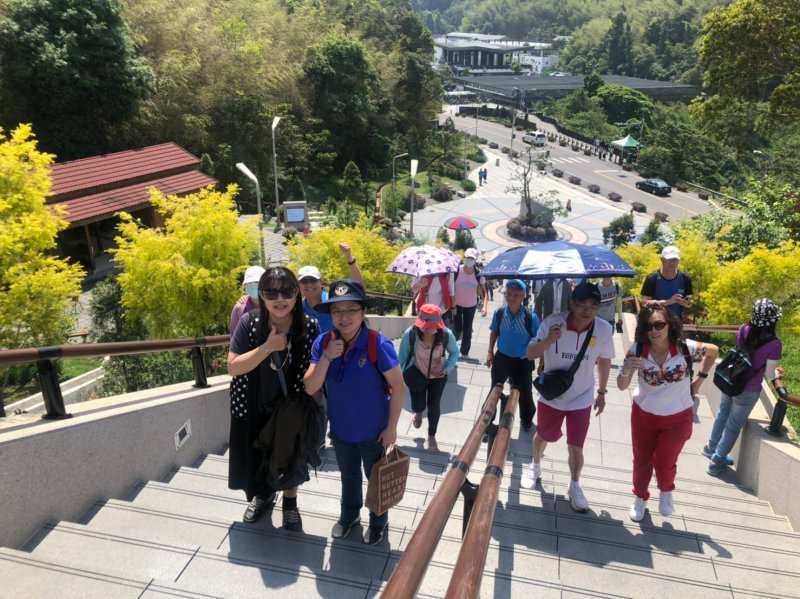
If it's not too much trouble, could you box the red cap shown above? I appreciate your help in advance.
[415,303,445,330]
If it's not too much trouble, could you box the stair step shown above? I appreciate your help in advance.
[0,547,146,599]
[23,521,381,598]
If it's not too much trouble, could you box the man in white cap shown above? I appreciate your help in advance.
[453,247,488,357]
[229,265,265,334]
[299,242,363,334]
[640,245,693,320]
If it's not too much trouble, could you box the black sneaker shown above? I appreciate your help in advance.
[331,517,360,539]
[243,493,276,523]
[282,506,303,532]
[363,523,387,545]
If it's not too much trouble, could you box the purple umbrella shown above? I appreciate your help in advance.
[387,245,461,277]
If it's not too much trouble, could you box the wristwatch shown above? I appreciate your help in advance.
[348,258,356,265]
[597,389,607,395]
[697,372,709,379]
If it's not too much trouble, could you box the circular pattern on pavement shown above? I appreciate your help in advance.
[482,219,589,247]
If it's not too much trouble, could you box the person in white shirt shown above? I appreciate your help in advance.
[617,304,718,522]
[597,277,623,333]
[412,272,455,327]
[523,282,614,513]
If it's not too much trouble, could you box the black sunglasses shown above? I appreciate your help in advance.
[261,287,297,300]
[645,321,668,332]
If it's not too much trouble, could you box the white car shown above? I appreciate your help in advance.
[522,132,546,147]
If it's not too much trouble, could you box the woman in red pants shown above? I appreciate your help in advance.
[617,305,718,521]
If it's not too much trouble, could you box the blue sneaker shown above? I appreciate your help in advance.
[702,446,733,465]
[707,460,728,476]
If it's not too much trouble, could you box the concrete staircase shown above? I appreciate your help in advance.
[3,306,800,598]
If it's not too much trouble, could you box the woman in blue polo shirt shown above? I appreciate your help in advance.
[304,279,406,545]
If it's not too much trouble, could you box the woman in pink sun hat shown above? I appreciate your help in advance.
[398,304,460,451]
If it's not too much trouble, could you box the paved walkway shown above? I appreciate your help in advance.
[405,147,649,252]
[4,305,799,598]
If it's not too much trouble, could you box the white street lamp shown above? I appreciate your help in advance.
[409,159,419,237]
[271,116,281,221]
[236,162,265,265]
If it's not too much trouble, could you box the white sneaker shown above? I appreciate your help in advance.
[659,491,674,517]
[521,462,541,489]
[629,497,647,522]
[568,481,589,513]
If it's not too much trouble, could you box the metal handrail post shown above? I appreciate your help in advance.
[37,359,72,420]
[445,389,519,599]
[382,385,502,599]
[191,347,209,389]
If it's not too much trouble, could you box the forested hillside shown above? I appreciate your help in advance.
[0,0,441,211]
[414,0,728,83]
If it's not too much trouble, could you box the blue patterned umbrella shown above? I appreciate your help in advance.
[481,241,635,280]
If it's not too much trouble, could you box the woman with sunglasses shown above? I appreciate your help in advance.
[304,279,406,545]
[617,305,718,522]
[227,267,319,531]
[398,304,460,451]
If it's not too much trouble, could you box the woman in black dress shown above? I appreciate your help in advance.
[227,266,319,530]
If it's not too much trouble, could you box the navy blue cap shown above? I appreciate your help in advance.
[316,279,368,313]
[571,282,602,303]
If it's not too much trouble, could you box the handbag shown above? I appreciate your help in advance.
[365,446,410,516]
[714,347,753,397]
[534,321,595,401]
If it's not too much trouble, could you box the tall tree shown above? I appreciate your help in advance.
[302,33,388,170]
[699,0,800,122]
[604,11,634,76]
[0,0,153,159]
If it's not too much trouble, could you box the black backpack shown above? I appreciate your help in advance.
[492,306,535,338]
[714,348,753,397]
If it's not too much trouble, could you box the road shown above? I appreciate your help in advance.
[443,105,714,222]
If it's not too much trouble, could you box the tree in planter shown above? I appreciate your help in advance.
[602,213,635,248]
[507,147,564,227]
[453,230,476,250]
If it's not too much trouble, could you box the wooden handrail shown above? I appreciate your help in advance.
[382,385,503,599]
[0,335,231,368]
[445,388,520,599]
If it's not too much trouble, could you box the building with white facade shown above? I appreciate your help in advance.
[433,32,559,75]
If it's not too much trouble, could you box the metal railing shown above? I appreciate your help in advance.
[382,385,505,598]
[446,389,519,598]
[0,336,230,420]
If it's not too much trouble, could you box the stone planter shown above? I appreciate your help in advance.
[631,201,647,213]
[608,192,622,202]
[588,183,600,193]
[568,175,581,185]
[699,192,709,200]
[552,168,563,178]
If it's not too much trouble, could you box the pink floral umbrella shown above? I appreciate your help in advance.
[387,245,461,277]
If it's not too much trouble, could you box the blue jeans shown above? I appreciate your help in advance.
[332,436,387,529]
[707,391,761,461]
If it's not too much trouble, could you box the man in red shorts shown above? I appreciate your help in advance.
[523,282,614,512]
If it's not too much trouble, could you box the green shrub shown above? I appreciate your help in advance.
[461,179,476,192]
[603,213,635,248]
[631,201,647,213]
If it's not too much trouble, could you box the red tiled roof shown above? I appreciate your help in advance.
[49,142,200,203]
[60,170,217,226]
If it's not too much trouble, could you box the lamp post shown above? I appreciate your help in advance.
[510,87,521,155]
[271,116,281,220]
[409,159,419,238]
[392,152,408,219]
[463,131,468,179]
[236,162,265,265]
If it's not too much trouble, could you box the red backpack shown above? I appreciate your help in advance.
[321,328,392,394]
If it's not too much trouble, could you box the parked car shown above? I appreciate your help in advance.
[635,178,672,196]
[488,141,499,149]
